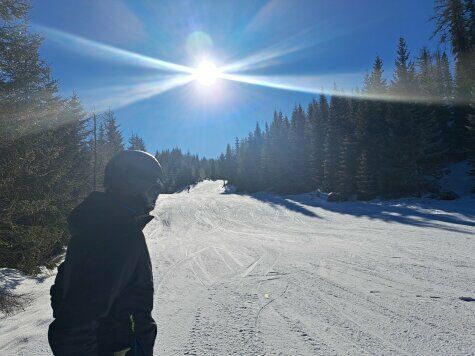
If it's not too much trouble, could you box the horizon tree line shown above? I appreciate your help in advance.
[213,0,475,197]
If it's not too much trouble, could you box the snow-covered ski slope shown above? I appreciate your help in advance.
[1,180,474,355]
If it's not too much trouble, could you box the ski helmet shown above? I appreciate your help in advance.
[104,150,163,205]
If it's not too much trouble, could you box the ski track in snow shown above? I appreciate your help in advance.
[1,180,474,355]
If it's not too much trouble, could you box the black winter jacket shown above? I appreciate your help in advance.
[48,191,157,356]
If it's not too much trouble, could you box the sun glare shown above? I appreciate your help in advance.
[194,60,220,86]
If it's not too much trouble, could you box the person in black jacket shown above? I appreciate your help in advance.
[48,150,162,356]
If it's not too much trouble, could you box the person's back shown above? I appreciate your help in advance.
[48,150,162,356]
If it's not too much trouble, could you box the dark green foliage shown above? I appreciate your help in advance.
[228,124,265,192]
[432,0,475,186]
[358,58,388,194]
[128,133,146,151]
[417,49,450,172]
[0,1,129,274]
[468,95,475,181]
[104,110,124,155]
[90,110,125,191]
[384,38,421,196]
[304,100,319,190]
[155,148,210,193]
[0,2,91,273]
[258,112,291,192]
[356,150,375,199]
[433,0,475,160]
[288,105,307,193]
[0,0,28,20]
[315,95,329,187]
[337,134,357,196]
[223,143,236,181]
[322,95,343,192]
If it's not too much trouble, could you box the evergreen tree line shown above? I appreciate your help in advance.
[214,0,475,197]
[154,148,216,193]
[87,111,151,191]
[87,113,215,195]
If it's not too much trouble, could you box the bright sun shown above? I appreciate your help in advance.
[194,60,220,86]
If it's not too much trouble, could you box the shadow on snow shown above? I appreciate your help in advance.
[223,189,475,234]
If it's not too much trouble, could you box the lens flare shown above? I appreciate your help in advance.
[34,23,468,113]
[82,75,194,111]
[186,31,214,58]
[35,24,193,74]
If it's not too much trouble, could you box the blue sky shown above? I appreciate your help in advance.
[31,0,443,158]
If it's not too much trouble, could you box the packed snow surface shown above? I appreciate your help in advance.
[1,180,474,355]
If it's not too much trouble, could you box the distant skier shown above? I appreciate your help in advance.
[48,150,162,356]
[186,186,190,193]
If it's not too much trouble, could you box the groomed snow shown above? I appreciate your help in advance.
[1,180,474,355]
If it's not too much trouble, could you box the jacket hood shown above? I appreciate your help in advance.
[68,191,153,236]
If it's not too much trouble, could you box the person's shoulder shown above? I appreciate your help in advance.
[67,191,136,239]
[68,191,108,221]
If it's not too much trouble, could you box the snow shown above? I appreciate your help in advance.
[1,180,474,355]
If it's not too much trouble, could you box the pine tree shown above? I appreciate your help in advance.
[323,94,343,192]
[238,123,264,191]
[57,94,92,201]
[364,56,387,94]
[223,143,235,184]
[356,150,375,199]
[417,49,450,172]
[104,110,124,155]
[279,115,291,192]
[358,57,389,195]
[385,38,420,197]
[434,51,454,147]
[392,38,417,94]
[304,99,319,190]
[262,111,291,192]
[433,0,471,53]
[0,2,91,273]
[433,0,474,160]
[288,104,307,193]
[467,94,475,185]
[337,134,357,196]
[96,120,107,188]
[316,95,329,188]
[0,0,28,20]
[260,122,271,188]
[465,0,475,183]
[128,133,146,151]
[87,110,124,190]
[250,123,264,190]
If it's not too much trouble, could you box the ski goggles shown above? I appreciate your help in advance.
[131,175,164,198]
[144,176,164,199]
